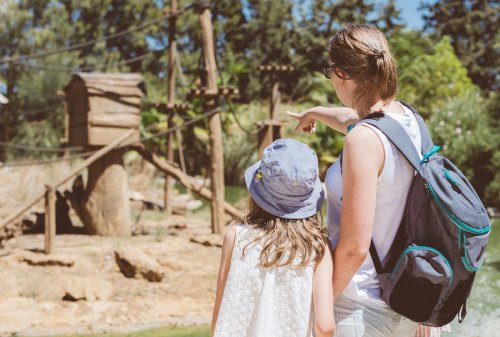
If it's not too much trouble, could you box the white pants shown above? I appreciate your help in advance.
[334,295,418,337]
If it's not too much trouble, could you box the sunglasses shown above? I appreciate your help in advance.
[323,62,347,79]
[323,62,338,79]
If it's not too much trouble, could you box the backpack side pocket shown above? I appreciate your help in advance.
[382,245,453,323]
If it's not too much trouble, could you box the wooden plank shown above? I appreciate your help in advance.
[76,72,144,83]
[134,144,245,221]
[89,96,141,114]
[44,186,56,254]
[86,85,144,97]
[88,126,140,147]
[90,114,140,129]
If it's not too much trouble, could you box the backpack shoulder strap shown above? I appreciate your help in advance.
[398,101,434,153]
[361,113,422,173]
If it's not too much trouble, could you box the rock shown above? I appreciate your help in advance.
[190,234,223,248]
[63,277,113,302]
[487,207,500,218]
[114,247,164,282]
[168,223,187,230]
[20,251,75,267]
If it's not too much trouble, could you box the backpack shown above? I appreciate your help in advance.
[343,102,492,327]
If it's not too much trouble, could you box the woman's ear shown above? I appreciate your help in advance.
[335,68,348,80]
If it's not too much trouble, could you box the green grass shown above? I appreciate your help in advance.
[29,325,210,337]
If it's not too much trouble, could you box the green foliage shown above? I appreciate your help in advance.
[394,35,475,116]
[428,89,499,206]
[422,0,499,92]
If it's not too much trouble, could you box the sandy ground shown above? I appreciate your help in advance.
[0,213,223,337]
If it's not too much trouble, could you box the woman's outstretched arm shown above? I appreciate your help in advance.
[286,106,359,135]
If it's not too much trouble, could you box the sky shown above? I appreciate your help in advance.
[393,0,432,30]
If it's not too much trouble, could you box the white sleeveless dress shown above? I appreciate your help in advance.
[213,224,315,337]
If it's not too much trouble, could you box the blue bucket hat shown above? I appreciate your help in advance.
[245,138,324,219]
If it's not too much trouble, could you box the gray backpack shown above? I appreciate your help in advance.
[349,102,491,327]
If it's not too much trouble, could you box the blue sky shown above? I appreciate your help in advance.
[393,0,432,30]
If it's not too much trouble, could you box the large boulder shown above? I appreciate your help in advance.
[114,247,164,282]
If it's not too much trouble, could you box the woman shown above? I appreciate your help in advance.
[288,23,422,336]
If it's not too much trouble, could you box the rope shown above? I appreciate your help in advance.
[13,51,154,73]
[0,141,83,153]
[222,97,265,136]
[131,107,220,145]
[0,0,202,64]
[0,150,96,168]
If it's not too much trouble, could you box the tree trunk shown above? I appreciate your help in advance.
[81,149,130,236]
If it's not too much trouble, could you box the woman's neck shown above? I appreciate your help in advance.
[354,99,401,118]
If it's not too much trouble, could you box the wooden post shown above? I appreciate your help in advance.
[164,0,178,215]
[257,120,283,158]
[164,110,175,214]
[44,185,56,254]
[270,75,280,120]
[199,2,225,234]
[176,128,187,173]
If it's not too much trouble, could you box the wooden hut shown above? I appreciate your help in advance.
[64,73,145,147]
[63,73,146,237]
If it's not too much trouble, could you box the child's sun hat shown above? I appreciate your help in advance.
[245,138,324,219]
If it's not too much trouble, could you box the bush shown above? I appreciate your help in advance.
[428,90,499,207]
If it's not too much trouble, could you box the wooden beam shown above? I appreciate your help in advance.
[188,87,239,99]
[133,144,245,221]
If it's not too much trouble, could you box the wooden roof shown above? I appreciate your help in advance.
[64,73,146,97]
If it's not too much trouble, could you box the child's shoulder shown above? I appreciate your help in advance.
[223,224,238,244]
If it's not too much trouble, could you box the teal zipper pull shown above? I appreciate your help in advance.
[420,145,441,164]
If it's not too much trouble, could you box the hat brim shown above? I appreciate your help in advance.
[245,161,324,219]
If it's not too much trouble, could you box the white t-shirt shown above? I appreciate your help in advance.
[325,104,422,304]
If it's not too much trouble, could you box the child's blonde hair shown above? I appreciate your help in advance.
[243,197,328,269]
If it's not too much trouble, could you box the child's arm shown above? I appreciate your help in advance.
[210,225,237,337]
[287,106,359,135]
[312,241,335,337]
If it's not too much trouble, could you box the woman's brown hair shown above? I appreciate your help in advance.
[328,23,398,115]
[243,197,328,269]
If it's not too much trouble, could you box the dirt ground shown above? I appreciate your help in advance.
[0,212,223,337]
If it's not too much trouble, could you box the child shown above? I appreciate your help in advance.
[211,138,335,337]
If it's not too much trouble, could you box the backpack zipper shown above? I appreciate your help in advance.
[425,183,490,235]
[458,229,482,272]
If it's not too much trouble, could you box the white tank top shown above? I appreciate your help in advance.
[325,104,422,304]
[214,224,314,337]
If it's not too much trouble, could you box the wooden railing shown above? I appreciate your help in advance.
[0,129,135,254]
